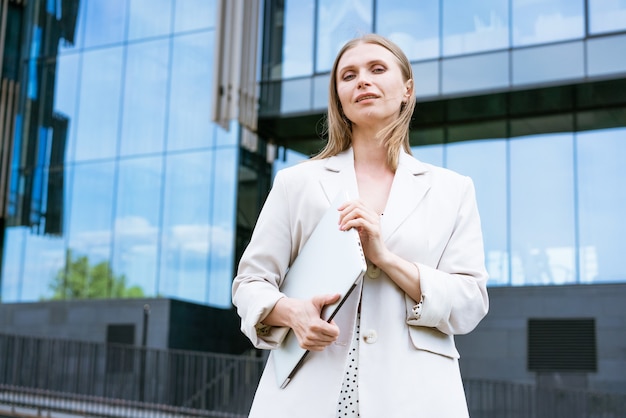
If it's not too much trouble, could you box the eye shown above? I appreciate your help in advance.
[342,72,356,81]
[372,65,386,74]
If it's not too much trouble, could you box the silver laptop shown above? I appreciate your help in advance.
[273,192,367,389]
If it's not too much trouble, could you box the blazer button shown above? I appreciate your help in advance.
[366,263,381,279]
[363,329,378,344]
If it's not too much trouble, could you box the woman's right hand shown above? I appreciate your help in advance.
[265,294,341,351]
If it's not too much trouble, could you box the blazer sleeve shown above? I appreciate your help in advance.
[232,171,292,349]
[406,175,489,335]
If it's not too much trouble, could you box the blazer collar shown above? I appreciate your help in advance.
[383,151,431,241]
[320,148,360,203]
[320,148,431,242]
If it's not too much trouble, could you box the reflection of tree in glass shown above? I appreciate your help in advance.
[47,250,144,300]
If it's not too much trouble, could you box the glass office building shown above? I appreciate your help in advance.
[0,0,266,308]
[1,0,626,308]
[262,0,626,288]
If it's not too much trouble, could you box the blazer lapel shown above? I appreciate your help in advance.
[319,149,360,204]
[318,149,430,242]
[381,152,430,242]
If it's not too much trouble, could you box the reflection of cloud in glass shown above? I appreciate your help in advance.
[114,216,158,259]
[376,0,439,61]
[514,13,584,46]
[444,11,509,56]
[111,216,234,259]
[168,223,234,258]
[70,230,111,261]
[116,215,155,236]
[387,32,439,62]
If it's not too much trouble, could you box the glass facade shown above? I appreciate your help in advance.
[259,0,626,287]
[262,0,626,107]
[1,0,240,307]
[2,0,626,308]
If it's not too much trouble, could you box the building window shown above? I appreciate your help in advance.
[106,324,136,373]
[528,318,597,372]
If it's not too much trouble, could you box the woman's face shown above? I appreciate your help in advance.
[335,42,411,129]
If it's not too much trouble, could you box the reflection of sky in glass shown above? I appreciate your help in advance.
[112,157,163,296]
[512,42,584,86]
[577,128,626,283]
[588,0,626,34]
[209,147,239,307]
[167,32,214,151]
[18,232,65,301]
[510,134,576,285]
[442,0,509,56]
[121,39,169,156]
[83,0,126,48]
[54,54,79,163]
[1,0,239,308]
[174,0,216,32]
[68,162,115,265]
[1,228,26,301]
[447,140,509,285]
[74,48,123,161]
[376,0,439,61]
[316,0,373,72]
[128,0,172,41]
[159,145,238,307]
[411,144,443,167]
[442,52,509,94]
[405,126,625,287]
[512,0,584,47]
[281,0,315,79]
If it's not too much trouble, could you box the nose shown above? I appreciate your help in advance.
[356,71,371,88]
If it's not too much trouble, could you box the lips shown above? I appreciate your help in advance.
[355,93,379,103]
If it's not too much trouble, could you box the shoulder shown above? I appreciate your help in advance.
[273,158,328,185]
[425,162,471,185]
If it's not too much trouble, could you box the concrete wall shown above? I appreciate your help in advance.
[455,283,626,394]
[0,298,252,354]
[0,298,171,349]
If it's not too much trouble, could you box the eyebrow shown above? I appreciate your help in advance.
[338,59,387,75]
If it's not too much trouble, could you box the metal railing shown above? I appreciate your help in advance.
[464,379,626,418]
[0,333,264,416]
[1,333,626,417]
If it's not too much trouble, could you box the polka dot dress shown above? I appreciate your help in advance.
[336,313,360,417]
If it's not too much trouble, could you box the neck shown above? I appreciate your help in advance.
[352,140,390,171]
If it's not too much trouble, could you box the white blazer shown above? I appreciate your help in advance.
[232,148,489,418]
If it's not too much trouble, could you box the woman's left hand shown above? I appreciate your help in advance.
[338,199,389,266]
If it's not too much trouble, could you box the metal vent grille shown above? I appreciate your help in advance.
[528,318,597,372]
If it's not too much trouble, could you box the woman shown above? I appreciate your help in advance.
[232,34,489,417]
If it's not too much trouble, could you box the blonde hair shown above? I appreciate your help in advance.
[313,34,416,170]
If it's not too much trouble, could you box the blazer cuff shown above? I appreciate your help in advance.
[405,262,452,328]
[239,289,289,349]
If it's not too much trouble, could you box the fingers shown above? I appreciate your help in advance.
[290,295,341,351]
[337,200,379,231]
[298,320,340,351]
[311,293,341,310]
[337,199,388,265]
